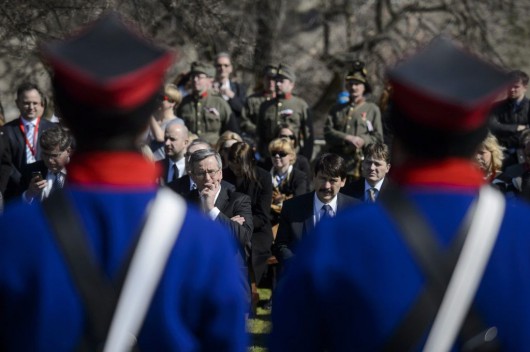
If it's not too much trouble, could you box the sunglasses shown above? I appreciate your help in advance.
[158,95,176,103]
[279,134,295,140]
[216,64,231,68]
[271,151,288,158]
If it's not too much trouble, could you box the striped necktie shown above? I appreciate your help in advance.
[25,123,36,163]
[367,187,377,202]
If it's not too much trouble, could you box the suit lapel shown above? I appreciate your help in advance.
[10,121,26,164]
[215,186,230,212]
[303,192,315,234]
[164,158,171,184]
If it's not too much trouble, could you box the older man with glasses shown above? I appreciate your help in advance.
[187,148,253,307]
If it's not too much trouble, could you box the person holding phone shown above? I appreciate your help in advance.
[22,126,73,203]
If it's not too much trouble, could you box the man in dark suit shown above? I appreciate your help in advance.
[2,82,56,200]
[274,153,358,264]
[0,130,13,198]
[342,142,390,202]
[21,126,73,203]
[187,149,253,256]
[168,139,235,197]
[157,121,188,185]
[187,148,253,301]
[214,52,247,124]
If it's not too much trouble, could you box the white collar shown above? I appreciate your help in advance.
[364,177,385,192]
[20,116,38,127]
[271,164,293,187]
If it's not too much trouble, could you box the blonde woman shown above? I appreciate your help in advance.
[475,133,504,183]
[147,83,184,160]
[268,138,308,227]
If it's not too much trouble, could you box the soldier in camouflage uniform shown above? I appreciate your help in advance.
[240,64,277,139]
[324,61,383,179]
[177,61,237,146]
[256,64,314,160]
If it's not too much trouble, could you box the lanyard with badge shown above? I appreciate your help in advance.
[18,116,41,157]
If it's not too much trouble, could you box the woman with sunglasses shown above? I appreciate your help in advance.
[146,83,184,161]
[268,138,308,230]
[258,124,312,185]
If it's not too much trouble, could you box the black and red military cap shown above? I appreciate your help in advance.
[40,12,174,111]
[387,36,511,132]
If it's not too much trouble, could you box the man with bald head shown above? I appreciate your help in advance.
[158,120,189,185]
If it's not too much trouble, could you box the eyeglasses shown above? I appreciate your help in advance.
[193,169,220,179]
[158,95,176,103]
[162,95,176,103]
[271,151,288,158]
[279,134,295,140]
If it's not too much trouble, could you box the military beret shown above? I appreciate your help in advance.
[40,12,174,110]
[276,64,296,82]
[190,61,216,78]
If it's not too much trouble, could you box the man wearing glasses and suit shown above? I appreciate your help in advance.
[187,149,253,304]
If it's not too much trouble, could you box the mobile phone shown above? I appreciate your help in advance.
[32,171,43,182]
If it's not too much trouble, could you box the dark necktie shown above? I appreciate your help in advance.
[321,204,334,220]
[51,172,65,193]
[172,163,179,182]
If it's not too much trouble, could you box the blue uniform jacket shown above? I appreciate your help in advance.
[270,161,530,351]
[0,159,248,351]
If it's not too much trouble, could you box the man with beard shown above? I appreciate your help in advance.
[273,153,358,264]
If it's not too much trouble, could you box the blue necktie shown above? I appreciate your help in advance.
[321,204,334,220]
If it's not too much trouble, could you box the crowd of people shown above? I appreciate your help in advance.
[1,10,530,351]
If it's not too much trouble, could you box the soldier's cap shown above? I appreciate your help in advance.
[263,64,277,78]
[345,60,371,93]
[276,64,296,82]
[40,12,174,111]
[190,61,216,78]
[387,36,511,132]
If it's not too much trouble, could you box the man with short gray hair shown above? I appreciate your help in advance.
[188,149,253,303]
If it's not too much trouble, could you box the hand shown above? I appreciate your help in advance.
[230,215,245,225]
[27,176,47,199]
[345,135,365,149]
[200,180,221,211]
[219,86,235,99]
[272,188,285,205]
[517,124,529,132]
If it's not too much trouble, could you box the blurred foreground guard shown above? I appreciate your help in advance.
[270,37,530,351]
[0,12,247,352]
